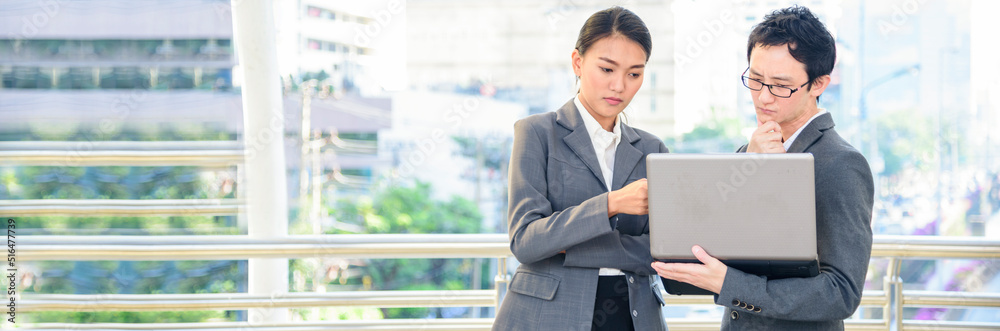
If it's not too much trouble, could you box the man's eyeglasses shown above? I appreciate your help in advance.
[741,68,810,98]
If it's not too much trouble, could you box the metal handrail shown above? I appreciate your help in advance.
[17,318,496,330]
[15,234,1000,331]
[904,290,1000,308]
[17,234,512,261]
[19,233,1000,260]
[0,150,244,167]
[901,321,1000,330]
[871,235,1000,258]
[0,199,242,216]
[0,141,243,167]
[0,140,243,151]
[20,290,497,311]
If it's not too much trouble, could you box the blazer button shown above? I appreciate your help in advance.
[731,311,739,320]
[754,307,762,313]
[746,304,755,311]
[739,302,747,309]
[632,310,638,317]
[732,299,740,306]
[628,276,634,283]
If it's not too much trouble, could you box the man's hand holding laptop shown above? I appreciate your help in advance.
[650,119,786,295]
[651,245,727,294]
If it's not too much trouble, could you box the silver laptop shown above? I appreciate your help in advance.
[646,153,819,295]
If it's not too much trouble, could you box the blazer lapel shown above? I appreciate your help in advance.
[786,112,834,153]
[556,100,608,188]
[612,124,643,190]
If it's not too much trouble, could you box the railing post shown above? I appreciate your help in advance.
[885,258,903,331]
[495,257,510,311]
[231,0,289,326]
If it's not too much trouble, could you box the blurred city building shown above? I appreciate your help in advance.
[406,0,676,137]
[0,0,393,225]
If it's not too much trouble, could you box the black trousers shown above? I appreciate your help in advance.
[592,275,634,331]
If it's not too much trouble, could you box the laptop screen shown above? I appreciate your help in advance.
[646,153,817,261]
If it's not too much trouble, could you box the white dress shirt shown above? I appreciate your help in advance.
[574,95,625,276]
[782,109,827,150]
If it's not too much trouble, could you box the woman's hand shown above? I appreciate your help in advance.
[608,178,648,217]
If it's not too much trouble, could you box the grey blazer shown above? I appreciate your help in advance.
[719,112,874,330]
[493,99,669,331]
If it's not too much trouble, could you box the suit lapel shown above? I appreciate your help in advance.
[612,125,643,190]
[786,112,834,153]
[556,100,608,188]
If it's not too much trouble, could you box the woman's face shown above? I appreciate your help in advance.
[572,35,647,130]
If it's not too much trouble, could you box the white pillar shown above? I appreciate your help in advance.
[231,0,289,325]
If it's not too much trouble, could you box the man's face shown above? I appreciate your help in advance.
[746,44,825,127]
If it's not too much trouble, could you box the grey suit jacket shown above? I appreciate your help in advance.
[719,113,874,330]
[493,99,669,331]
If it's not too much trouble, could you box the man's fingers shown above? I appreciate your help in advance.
[652,262,703,279]
[692,245,720,268]
[755,120,777,132]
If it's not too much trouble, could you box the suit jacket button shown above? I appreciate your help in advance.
[739,302,747,308]
[732,299,740,306]
[754,307,762,313]
[731,311,739,320]
[628,276,634,283]
[746,304,755,311]
[632,310,638,317]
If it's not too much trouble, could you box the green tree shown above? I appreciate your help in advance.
[16,164,242,324]
[329,181,482,318]
[874,109,940,176]
[665,113,747,153]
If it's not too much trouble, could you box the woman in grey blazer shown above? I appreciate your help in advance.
[493,7,668,331]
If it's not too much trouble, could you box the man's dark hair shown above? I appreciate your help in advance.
[576,6,652,62]
[747,6,835,87]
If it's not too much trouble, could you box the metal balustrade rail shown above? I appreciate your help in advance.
[0,199,242,216]
[17,234,512,261]
[0,140,243,167]
[15,234,1000,330]
[872,235,1000,258]
[20,290,497,311]
[20,318,497,331]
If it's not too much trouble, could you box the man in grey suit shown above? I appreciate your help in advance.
[652,6,874,330]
